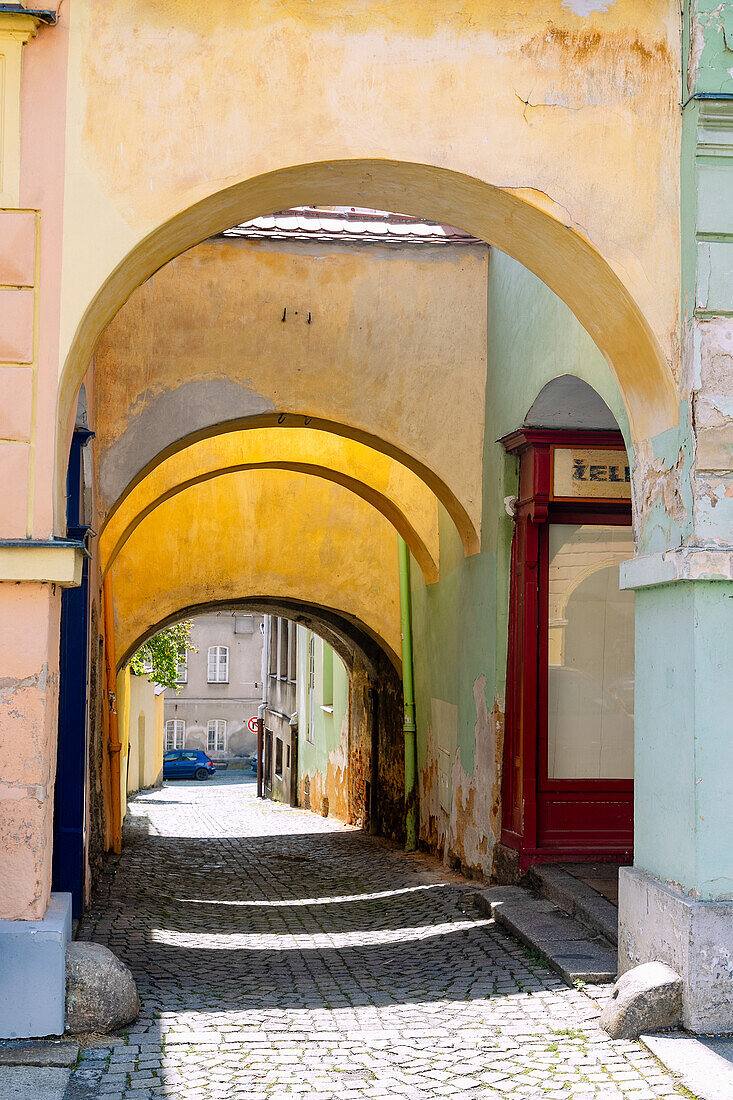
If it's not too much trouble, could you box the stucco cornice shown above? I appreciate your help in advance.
[0,10,55,40]
[0,540,85,585]
[620,547,733,590]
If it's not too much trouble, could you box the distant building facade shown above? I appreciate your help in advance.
[164,612,264,762]
[263,616,350,818]
[262,616,298,803]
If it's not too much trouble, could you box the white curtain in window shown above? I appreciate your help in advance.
[207,646,229,683]
[207,719,226,752]
[165,719,185,749]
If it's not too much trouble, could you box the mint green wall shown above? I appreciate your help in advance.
[412,248,629,808]
[634,580,733,899]
[627,4,733,903]
[296,626,349,782]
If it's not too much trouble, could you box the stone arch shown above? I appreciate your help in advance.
[124,596,406,841]
[109,467,404,670]
[99,428,441,583]
[98,415,462,562]
[56,159,679,528]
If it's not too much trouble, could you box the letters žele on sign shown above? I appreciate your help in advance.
[552,447,631,500]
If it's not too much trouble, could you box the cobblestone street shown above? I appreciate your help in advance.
[68,775,687,1099]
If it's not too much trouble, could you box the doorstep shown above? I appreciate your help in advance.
[473,882,617,984]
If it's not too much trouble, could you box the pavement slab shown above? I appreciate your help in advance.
[0,1066,71,1099]
[64,773,693,1098]
[0,1040,79,1066]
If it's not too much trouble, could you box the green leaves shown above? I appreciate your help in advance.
[129,620,196,691]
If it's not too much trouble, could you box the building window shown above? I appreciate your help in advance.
[306,632,316,743]
[175,659,187,684]
[275,736,283,778]
[207,645,229,683]
[267,617,278,678]
[207,719,227,752]
[287,620,297,682]
[165,719,185,749]
[322,644,333,708]
[278,619,288,680]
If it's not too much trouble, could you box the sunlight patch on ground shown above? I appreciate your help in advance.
[150,917,493,951]
[176,883,450,908]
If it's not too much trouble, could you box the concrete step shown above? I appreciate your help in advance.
[473,885,618,985]
[527,864,618,947]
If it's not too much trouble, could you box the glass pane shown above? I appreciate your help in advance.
[547,524,635,780]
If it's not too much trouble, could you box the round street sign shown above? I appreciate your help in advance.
[247,716,259,733]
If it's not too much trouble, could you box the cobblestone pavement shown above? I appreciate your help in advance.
[69,774,690,1099]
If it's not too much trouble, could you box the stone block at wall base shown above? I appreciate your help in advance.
[618,867,733,1033]
[0,893,71,1038]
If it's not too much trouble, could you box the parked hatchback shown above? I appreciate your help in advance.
[163,749,216,781]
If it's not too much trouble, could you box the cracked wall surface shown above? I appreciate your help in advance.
[0,585,61,920]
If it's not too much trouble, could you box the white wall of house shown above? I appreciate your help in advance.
[164,612,264,760]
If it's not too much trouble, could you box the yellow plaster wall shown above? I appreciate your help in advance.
[125,673,164,795]
[115,664,131,822]
[110,467,401,668]
[54,0,681,528]
[92,238,486,549]
[99,428,440,583]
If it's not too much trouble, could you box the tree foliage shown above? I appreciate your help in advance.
[130,620,196,691]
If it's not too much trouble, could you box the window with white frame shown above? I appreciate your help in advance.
[207,645,229,683]
[287,620,297,681]
[165,719,185,750]
[207,719,226,752]
[175,658,187,684]
[306,632,316,743]
[278,619,288,680]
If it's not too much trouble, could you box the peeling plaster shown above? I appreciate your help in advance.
[0,781,47,805]
[688,9,706,95]
[635,432,693,553]
[562,0,613,15]
[419,678,504,880]
[0,665,50,697]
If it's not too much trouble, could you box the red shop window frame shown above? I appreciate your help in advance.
[499,428,633,869]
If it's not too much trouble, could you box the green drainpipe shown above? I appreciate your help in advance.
[399,536,418,851]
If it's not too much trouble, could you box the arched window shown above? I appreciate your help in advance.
[165,719,184,750]
[207,719,226,752]
[207,645,229,683]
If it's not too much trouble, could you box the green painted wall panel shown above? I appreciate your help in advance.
[634,580,733,900]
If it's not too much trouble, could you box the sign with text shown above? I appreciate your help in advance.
[552,447,631,500]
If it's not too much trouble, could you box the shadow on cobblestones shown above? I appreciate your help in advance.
[68,776,686,1099]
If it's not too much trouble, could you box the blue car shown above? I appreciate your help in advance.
[163,749,216,781]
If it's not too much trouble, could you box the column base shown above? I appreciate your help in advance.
[619,868,733,1033]
[0,892,71,1038]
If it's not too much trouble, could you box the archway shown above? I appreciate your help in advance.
[56,160,679,528]
[122,597,405,846]
[99,427,442,584]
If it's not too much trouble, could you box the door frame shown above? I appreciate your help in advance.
[500,428,634,871]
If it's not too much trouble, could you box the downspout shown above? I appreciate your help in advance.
[102,574,122,854]
[399,537,418,851]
